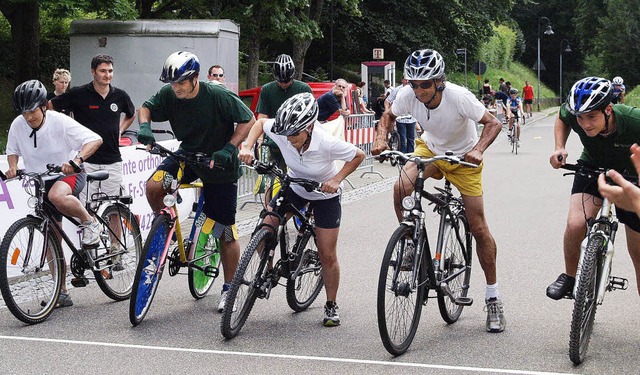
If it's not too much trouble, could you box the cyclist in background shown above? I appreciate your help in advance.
[547,76,640,298]
[372,49,506,333]
[5,79,103,307]
[136,51,256,313]
[507,88,524,145]
[611,76,625,104]
[239,93,365,327]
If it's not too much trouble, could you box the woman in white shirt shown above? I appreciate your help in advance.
[239,93,364,327]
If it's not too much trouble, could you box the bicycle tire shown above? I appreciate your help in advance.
[437,212,472,323]
[94,205,142,301]
[188,230,220,299]
[377,224,427,356]
[0,217,65,325]
[129,214,171,326]
[569,235,602,364]
[286,230,324,312]
[221,228,272,339]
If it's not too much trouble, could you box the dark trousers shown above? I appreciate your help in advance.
[396,121,416,153]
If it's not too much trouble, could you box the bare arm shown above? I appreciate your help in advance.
[120,113,136,133]
[372,106,398,155]
[238,118,268,164]
[550,115,571,168]
[5,154,19,179]
[463,109,501,165]
[322,148,366,193]
[138,106,151,124]
[228,117,256,148]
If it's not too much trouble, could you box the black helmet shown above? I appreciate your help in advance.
[272,93,318,136]
[13,80,48,113]
[273,54,295,83]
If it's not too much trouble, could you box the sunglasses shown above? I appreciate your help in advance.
[409,81,434,89]
[209,73,224,78]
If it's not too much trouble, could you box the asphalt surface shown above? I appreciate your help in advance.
[3,107,640,374]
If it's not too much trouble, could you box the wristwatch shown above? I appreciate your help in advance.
[75,153,84,163]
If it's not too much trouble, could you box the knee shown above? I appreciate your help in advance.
[565,217,587,236]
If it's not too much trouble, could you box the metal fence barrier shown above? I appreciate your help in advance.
[344,113,383,179]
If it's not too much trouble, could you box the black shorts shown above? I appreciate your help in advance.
[571,166,640,233]
[155,155,237,226]
[270,187,342,229]
[524,99,533,105]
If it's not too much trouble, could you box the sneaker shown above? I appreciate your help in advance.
[399,241,415,271]
[323,302,340,327]
[546,273,575,300]
[81,219,100,247]
[217,283,231,313]
[109,245,124,272]
[484,298,506,333]
[56,292,74,308]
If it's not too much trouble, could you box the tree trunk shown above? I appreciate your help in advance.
[246,34,260,88]
[292,40,312,81]
[0,1,40,85]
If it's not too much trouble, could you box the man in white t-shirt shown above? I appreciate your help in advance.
[5,80,102,308]
[372,49,506,333]
[239,93,364,327]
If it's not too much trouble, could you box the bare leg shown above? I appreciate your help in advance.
[624,226,640,296]
[563,194,600,276]
[462,195,497,284]
[315,227,340,301]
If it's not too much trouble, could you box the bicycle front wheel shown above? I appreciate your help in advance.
[437,213,472,323]
[188,231,220,299]
[286,230,323,312]
[129,214,171,326]
[377,224,427,356]
[569,235,602,364]
[221,228,272,339]
[0,217,65,324]
[94,205,142,301]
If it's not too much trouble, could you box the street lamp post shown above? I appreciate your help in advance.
[559,39,572,105]
[456,48,468,88]
[537,16,554,111]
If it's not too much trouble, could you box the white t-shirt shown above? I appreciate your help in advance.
[6,110,102,173]
[391,82,485,156]
[263,119,358,200]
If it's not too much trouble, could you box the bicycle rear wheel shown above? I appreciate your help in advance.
[0,217,65,324]
[221,228,272,339]
[188,230,220,299]
[377,224,427,356]
[437,212,472,323]
[94,205,142,301]
[569,235,602,364]
[129,214,171,326]
[286,230,323,312]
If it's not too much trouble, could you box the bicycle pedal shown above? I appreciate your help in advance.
[455,297,473,306]
[71,277,89,287]
[203,266,219,278]
[609,276,628,290]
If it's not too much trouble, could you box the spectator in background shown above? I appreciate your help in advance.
[505,81,512,95]
[522,81,534,118]
[385,78,417,153]
[47,69,71,100]
[498,78,508,94]
[384,79,392,97]
[317,78,350,122]
[356,81,374,114]
[49,54,136,207]
[207,65,225,85]
[482,79,492,96]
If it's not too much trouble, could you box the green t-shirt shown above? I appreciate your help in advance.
[143,81,254,183]
[256,80,313,151]
[559,103,640,174]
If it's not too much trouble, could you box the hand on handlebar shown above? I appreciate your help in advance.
[321,177,340,194]
[238,144,255,165]
[137,122,155,146]
[598,170,640,215]
[550,150,567,169]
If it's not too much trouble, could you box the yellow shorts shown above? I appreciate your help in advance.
[414,138,484,196]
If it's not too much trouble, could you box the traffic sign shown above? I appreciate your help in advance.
[472,61,487,75]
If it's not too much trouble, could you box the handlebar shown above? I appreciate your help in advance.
[1,164,62,182]
[559,162,639,185]
[251,161,322,193]
[136,143,220,170]
[376,150,479,168]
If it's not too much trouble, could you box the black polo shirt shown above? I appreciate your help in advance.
[51,82,135,164]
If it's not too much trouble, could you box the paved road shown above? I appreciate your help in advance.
[2,109,640,374]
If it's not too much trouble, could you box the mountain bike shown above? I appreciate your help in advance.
[220,162,323,339]
[376,150,476,356]
[0,164,142,324]
[560,162,632,364]
[129,142,222,326]
[507,109,522,154]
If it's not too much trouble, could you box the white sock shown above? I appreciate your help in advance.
[486,283,500,300]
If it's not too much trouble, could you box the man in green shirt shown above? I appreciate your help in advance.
[137,51,256,312]
[547,76,640,299]
[256,54,312,202]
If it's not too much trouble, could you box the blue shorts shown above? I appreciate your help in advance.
[270,187,342,229]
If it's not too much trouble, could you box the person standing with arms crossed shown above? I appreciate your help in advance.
[136,51,256,313]
[255,54,312,204]
[372,49,506,333]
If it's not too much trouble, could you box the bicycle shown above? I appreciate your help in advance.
[0,164,142,324]
[507,109,522,154]
[220,161,323,339]
[128,142,223,326]
[375,150,477,356]
[559,162,633,365]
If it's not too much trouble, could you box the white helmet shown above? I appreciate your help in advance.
[272,93,318,136]
[403,49,445,81]
[612,76,624,85]
[160,51,200,83]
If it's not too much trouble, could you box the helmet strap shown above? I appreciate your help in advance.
[599,108,614,136]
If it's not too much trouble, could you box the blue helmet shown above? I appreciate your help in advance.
[160,51,200,83]
[566,77,613,115]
